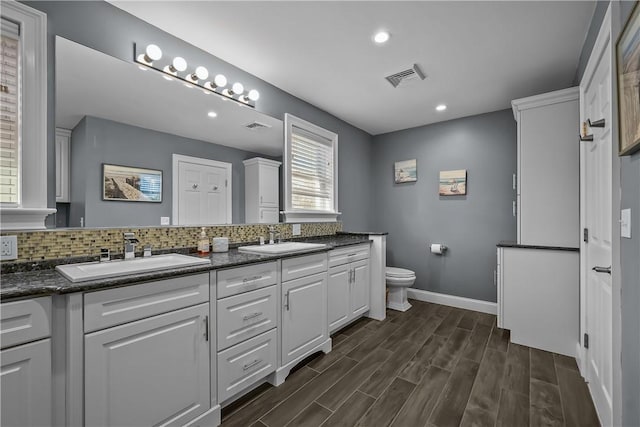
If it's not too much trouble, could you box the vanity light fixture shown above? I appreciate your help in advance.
[137,44,162,65]
[373,31,390,44]
[436,104,447,112]
[133,43,260,107]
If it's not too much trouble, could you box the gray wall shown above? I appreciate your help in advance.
[371,109,517,302]
[576,2,640,425]
[69,116,277,227]
[24,0,373,231]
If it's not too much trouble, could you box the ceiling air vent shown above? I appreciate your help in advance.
[385,64,426,88]
[244,121,272,130]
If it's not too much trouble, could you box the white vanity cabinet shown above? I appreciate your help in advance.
[83,273,212,427]
[328,244,370,333]
[0,297,53,427]
[215,262,278,403]
[243,157,281,223]
[281,253,328,366]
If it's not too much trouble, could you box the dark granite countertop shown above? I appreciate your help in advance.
[497,241,579,252]
[337,231,388,236]
[1,234,371,301]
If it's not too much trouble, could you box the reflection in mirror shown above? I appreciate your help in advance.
[54,37,283,228]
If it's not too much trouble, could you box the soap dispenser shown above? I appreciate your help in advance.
[197,227,210,255]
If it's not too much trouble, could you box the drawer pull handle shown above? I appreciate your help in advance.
[243,312,263,321]
[203,316,209,342]
[348,253,357,257]
[243,275,263,284]
[243,359,262,371]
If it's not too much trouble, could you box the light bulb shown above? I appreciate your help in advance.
[192,66,209,81]
[373,31,390,44]
[172,57,187,72]
[145,44,162,61]
[207,111,217,118]
[231,82,244,95]
[214,74,227,88]
[436,104,447,112]
[247,89,260,101]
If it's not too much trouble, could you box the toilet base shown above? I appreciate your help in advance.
[387,286,412,312]
[387,300,412,312]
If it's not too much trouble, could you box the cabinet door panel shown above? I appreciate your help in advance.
[258,165,279,207]
[328,265,350,333]
[0,339,52,427]
[282,272,327,365]
[85,303,210,427]
[350,259,370,317]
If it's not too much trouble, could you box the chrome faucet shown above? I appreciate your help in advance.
[123,232,139,259]
[268,225,276,245]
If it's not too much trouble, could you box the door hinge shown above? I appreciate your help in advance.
[583,228,589,243]
[584,332,589,349]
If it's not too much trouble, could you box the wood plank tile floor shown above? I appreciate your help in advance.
[221,300,600,427]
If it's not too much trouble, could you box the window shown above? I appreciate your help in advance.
[283,114,339,222]
[0,2,52,229]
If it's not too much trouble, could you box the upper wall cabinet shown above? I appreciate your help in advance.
[243,158,281,224]
[512,88,580,248]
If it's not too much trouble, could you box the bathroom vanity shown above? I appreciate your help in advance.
[0,235,375,427]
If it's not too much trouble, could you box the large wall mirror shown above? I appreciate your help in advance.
[54,36,284,228]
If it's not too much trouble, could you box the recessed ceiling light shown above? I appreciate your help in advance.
[373,31,390,44]
[436,104,447,112]
[207,111,217,118]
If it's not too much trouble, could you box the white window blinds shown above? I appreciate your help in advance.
[0,19,20,205]
[290,125,334,211]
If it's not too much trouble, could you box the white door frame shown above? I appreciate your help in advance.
[578,4,622,426]
[172,154,232,225]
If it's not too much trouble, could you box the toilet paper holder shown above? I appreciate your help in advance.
[430,243,448,254]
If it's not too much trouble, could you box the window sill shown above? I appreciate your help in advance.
[0,207,56,230]
[281,210,341,223]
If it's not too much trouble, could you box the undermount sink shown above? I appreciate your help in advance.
[56,253,211,283]
[238,242,326,255]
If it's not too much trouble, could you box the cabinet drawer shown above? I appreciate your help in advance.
[217,286,277,351]
[281,253,328,282]
[1,297,51,349]
[217,262,277,299]
[329,244,370,267]
[217,329,277,403]
[84,273,209,333]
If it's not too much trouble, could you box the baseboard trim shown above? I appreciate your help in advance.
[407,288,497,315]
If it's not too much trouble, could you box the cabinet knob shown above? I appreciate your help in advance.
[192,184,198,189]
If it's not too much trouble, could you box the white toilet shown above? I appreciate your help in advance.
[386,267,416,312]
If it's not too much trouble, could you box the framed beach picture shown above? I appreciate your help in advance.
[394,159,417,183]
[102,164,163,202]
[439,169,467,196]
[616,2,640,155]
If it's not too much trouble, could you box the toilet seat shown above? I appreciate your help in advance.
[386,267,415,278]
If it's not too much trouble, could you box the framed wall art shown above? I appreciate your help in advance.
[439,169,467,196]
[102,164,162,202]
[616,2,640,155]
[394,159,417,183]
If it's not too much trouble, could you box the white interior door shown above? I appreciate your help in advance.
[580,11,613,425]
[173,154,231,225]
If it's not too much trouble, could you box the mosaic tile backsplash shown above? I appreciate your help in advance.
[0,222,342,263]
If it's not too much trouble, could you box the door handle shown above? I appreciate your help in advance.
[203,315,209,341]
[284,291,290,311]
[588,118,605,128]
[192,184,198,189]
[592,265,611,275]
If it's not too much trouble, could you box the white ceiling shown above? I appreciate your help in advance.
[56,37,284,156]
[110,1,595,136]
